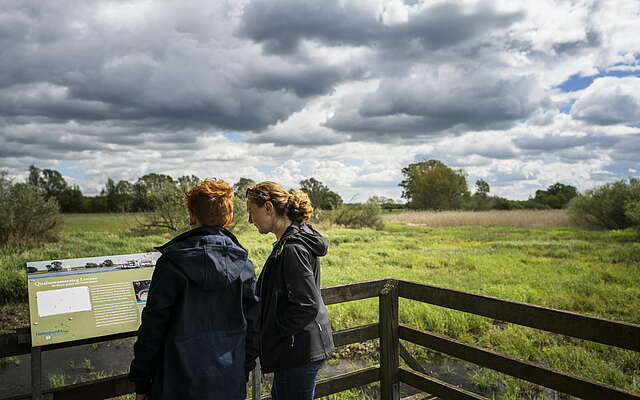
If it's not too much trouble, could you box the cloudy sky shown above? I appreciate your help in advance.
[1,0,639,201]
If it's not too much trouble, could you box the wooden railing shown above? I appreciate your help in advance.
[1,278,639,400]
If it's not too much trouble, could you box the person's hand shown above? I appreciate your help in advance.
[136,394,149,400]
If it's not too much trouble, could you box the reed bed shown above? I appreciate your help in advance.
[385,209,575,228]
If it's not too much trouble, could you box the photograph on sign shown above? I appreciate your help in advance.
[26,253,159,277]
[133,280,151,303]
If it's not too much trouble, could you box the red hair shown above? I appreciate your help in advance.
[184,179,234,226]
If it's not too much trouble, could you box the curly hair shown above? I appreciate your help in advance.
[246,181,313,223]
[183,179,234,226]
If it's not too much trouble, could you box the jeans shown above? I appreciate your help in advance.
[271,359,324,400]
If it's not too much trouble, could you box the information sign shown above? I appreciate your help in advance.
[26,252,160,346]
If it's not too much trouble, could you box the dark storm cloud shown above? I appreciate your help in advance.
[246,129,347,146]
[238,0,379,54]
[553,29,602,55]
[244,64,347,98]
[513,133,620,151]
[239,0,524,55]
[0,116,204,166]
[611,133,640,162]
[326,72,549,139]
[0,0,350,135]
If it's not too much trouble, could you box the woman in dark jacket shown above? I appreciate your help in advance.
[129,179,259,400]
[246,181,335,400]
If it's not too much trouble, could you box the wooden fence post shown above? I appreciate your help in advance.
[252,359,262,400]
[31,346,42,400]
[379,280,399,400]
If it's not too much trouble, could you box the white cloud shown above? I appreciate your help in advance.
[571,76,640,126]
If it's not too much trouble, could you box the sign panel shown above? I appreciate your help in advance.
[26,252,160,347]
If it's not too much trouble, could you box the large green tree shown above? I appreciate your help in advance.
[233,177,256,197]
[534,183,578,209]
[103,179,134,212]
[299,178,343,210]
[28,165,68,199]
[400,160,469,210]
[177,175,201,192]
[28,165,87,212]
[133,173,176,211]
[475,179,490,198]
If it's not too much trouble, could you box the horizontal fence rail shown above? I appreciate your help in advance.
[399,367,488,400]
[399,324,640,400]
[2,277,639,400]
[396,279,640,400]
[398,279,640,352]
[0,279,389,357]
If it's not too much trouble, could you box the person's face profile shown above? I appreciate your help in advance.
[247,201,272,234]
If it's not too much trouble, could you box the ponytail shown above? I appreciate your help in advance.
[286,190,313,223]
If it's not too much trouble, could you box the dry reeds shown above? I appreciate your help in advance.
[386,209,575,228]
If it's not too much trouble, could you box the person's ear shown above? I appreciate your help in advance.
[265,201,273,216]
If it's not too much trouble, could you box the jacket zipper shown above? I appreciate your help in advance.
[316,321,328,356]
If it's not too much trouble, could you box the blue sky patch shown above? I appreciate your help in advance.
[558,69,640,92]
[223,132,246,142]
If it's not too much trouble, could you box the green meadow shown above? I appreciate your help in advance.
[1,213,639,399]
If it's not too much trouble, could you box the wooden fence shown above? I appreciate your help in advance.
[1,278,639,399]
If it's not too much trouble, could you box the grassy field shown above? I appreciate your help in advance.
[1,212,639,399]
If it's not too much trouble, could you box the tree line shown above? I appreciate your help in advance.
[24,166,346,214]
[18,161,627,215]
[1,161,638,247]
[400,159,639,231]
[399,159,579,211]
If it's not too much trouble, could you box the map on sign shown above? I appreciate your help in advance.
[26,252,161,347]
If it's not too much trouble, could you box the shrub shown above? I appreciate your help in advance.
[228,193,250,232]
[330,203,384,230]
[567,178,640,229]
[0,171,62,247]
[626,199,640,236]
[141,186,189,231]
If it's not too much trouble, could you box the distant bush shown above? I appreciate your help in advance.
[567,178,640,229]
[0,171,62,247]
[463,195,550,211]
[228,189,250,232]
[141,186,189,232]
[625,197,640,237]
[330,203,384,230]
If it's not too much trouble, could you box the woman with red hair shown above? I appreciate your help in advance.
[129,179,259,400]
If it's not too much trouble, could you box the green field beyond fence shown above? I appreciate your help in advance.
[1,212,639,399]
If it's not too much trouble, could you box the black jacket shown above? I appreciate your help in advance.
[256,222,335,373]
[128,226,259,400]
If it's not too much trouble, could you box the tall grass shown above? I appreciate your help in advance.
[386,209,575,228]
[1,214,639,399]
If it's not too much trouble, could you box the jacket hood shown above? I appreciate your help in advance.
[281,222,328,257]
[156,226,249,291]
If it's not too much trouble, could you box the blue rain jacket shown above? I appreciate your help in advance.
[129,226,259,400]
